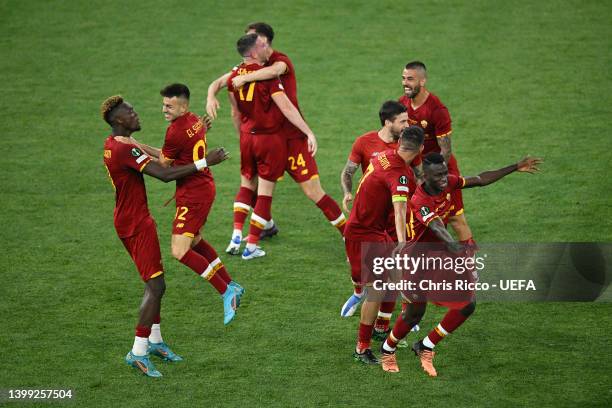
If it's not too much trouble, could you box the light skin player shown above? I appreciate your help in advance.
[207,23,346,255]
[101,96,228,377]
[347,126,424,365]
[137,84,243,325]
[379,152,543,375]
[399,61,474,243]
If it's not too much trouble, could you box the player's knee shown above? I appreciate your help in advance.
[302,183,325,202]
[146,276,166,299]
[402,305,425,326]
[171,244,188,260]
[460,301,476,317]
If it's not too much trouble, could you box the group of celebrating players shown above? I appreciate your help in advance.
[101,22,542,378]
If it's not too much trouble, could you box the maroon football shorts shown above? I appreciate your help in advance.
[120,216,164,282]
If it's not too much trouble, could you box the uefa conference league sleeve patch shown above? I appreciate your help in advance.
[131,147,149,165]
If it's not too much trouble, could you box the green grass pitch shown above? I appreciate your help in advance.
[1,0,611,406]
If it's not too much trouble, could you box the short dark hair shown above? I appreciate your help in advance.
[379,101,407,126]
[405,61,427,72]
[237,33,258,56]
[160,83,190,100]
[423,152,446,166]
[246,22,274,44]
[399,126,425,151]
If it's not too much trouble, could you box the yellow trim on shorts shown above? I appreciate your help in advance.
[149,271,164,280]
[309,174,319,180]
[392,195,408,202]
[271,91,284,96]
[436,130,453,138]
[453,208,465,216]
[182,232,195,238]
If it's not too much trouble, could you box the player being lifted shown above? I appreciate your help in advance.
[136,84,243,325]
[207,22,346,257]
[340,101,418,335]
[379,152,542,375]
[346,126,424,365]
[399,61,475,246]
[101,95,229,377]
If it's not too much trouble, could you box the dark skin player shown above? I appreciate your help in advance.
[108,101,229,331]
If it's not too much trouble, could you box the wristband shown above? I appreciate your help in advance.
[194,158,207,170]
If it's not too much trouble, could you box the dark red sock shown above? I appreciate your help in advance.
[193,240,232,284]
[233,187,255,230]
[357,323,374,352]
[375,301,396,331]
[427,309,470,346]
[153,315,161,325]
[135,325,151,338]
[180,249,227,294]
[315,194,345,235]
[387,314,414,348]
[247,195,272,245]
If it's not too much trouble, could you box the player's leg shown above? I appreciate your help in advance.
[354,294,381,364]
[227,175,257,255]
[242,177,275,260]
[373,300,396,340]
[379,301,426,373]
[286,138,346,236]
[341,238,365,317]
[192,234,244,298]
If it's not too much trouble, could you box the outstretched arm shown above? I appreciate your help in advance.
[463,156,543,188]
[206,72,232,119]
[412,162,424,184]
[340,160,359,212]
[271,91,317,155]
[142,148,230,182]
[232,61,288,89]
[428,218,464,253]
[437,135,452,163]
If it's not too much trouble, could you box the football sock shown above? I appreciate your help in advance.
[179,250,227,294]
[264,218,275,230]
[315,194,346,235]
[133,326,151,356]
[386,314,414,349]
[352,280,363,296]
[246,195,272,249]
[193,240,232,284]
[356,323,374,353]
[424,309,469,348]
[149,324,163,344]
[375,301,396,332]
[233,187,255,232]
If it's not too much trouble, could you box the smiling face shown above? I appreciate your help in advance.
[388,111,409,140]
[424,161,449,193]
[402,68,426,99]
[162,96,188,122]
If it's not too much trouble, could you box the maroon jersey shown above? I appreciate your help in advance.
[227,63,286,134]
[399,92,452,164]
[409,175,465,242]
[162,112,214,204]
[268,50,304,140]
[345,149,414,241]
[349,131,399,174]
[103,136,153,238]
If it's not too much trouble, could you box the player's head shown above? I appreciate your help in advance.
[402,61,427,98]
[100,95,141,133]
[423,152,449,191]
[379,101,408,139]
[160,83,190,122]
[236,33,267,63]
[245,22,274,45]
[398,126,424,154]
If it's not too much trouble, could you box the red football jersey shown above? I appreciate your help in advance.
[268,50,304,139]
[227,63,286,134]
[103,136,153,238]
[399,92,452,158]
[349,131,399,174]
[345,149,414,241]
[162,112,214,204]
[409,175,465,242]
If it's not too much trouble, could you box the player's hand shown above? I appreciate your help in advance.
[517,156,543,174]
[206,147,230,166]
[342,192,353,213]
[232,75,247,90]
[446,241,465,255]
[201,114,213,131]
[306,133,318,156]
[206,96,220,119]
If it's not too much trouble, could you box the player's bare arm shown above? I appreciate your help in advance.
[437,135,452,163]
[412,163,424,184]
[340,160,359,212]
[142,147,229,183]
[206,72,231,119]
[227,93,242,133]
[271,91,318,156]
[232,61,288,89]
[428,218,464,253]
[463,156,543,188]
[131,138,161,159]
